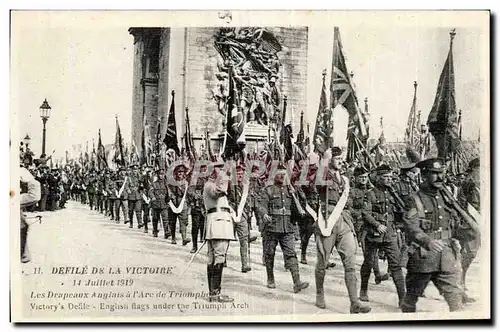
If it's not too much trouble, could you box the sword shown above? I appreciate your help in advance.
[179,240,207,279]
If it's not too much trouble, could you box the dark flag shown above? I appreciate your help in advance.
[97,129,107,170]
[113,116,125,167]
[163,90,180,156]
[223,67,245,159]
[330,27,367,162]
[313,70,331,155]
[295,110,305,153]
[184,107,197,161]
[427,29,461,160]
[405,81,420,150]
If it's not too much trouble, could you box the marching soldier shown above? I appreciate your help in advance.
[188,164,207,253]
[457,157,481,303]
[139,166,153,233]
[401,158,480,312]
[127,164,143,229]
[86,170,97,211]
[350,166,389,298]
[314,147,370,313]
[114,167,129,224]
[204,160,235,303]
[106,171,117,221]
[149,168,170,238]
[360,164,406,307]
[227,163,252,273]
[296,157,319,265]
[167,164,191,245]
[258,163,309,293]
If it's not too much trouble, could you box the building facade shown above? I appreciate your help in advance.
[129,27,308,155]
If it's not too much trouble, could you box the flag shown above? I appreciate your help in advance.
[223,67,245,159]
[427,30,461,159]
[313,70,331,155]
[97,130,107,170]
[114,116,125,166]
[330,27,367,139]
[184,107,197,161]
[163,90,180,156]
[295,110,305,153]
[405,81,420,151]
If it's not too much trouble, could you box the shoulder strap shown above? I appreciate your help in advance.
[413,192,425,218]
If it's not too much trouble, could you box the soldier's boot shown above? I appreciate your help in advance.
[137,210,144,229]
[143,219,148,233]
[181,227,191,246]
[240,239,251,273]
[289,260,309,293]
[163,221,171,240]
[266,264,276,289]
[346,271,371,314]
[207,264,215,298]
[392,269,406,308]
[152,220,159,237]
[20,227,30,263]
[359,275,370,302]
[190,229,198,254]
[127,210,134,228]
[300,242,308,264]
[400,295,418,313]
[315,270,326,309]
[169,222,177,244]
[208,263,234,303]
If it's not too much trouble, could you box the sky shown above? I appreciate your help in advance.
[11,13,487,161]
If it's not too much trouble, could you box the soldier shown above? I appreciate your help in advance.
[457,157,481,303]
[139,166,153,234]
[106,171,117,221]
[204,160,235,303]
[296,157,319,265]
[126,164,143,229]
[227,163,252,273]
[350,166,389,296]
[258,163,309,293]
[167,164,191,245]
[401,158,480,312]
[314,147,370,313]
[149,168,170,238]
[86,170,97,211]
[114,167,129,224]
[360,164,406,307]
[188,164,207,253]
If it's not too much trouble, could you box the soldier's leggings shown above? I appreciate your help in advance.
[108,199,116,219]
[460,237,481,289]
[128,200,142,226]
[152,208,169,235]
[142,203,150,227]
[168,208,188,241]
[402,271,463,312]
[88,193,95,210]
[264,231,297,270]
[234,217,250,269]
[315,219,358,304]
[361,239,406,301]
[191,209,205,246]
[114,199,128,222]
[297,216,315,257]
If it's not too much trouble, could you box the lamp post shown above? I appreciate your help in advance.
[39,99,51,156]
[23,134,31,151]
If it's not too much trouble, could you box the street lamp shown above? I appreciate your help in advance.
[39,99,51,156]
[23,134,31,150]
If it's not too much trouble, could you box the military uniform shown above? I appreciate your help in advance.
[139,169,153,233]
[106,174,117,220]
[457,157,481,302]
[149,170,170,238]
[203,168,235,303]
[296,174,318,265]
[313,155,369,313]
[127,167,143,228]
[114,170,129,223]
[258,179,308,293]
[401,158,479,312]
[188,177,206,252]
[227,173,252,273]
[361,165,406,306]
[166,177,189,245]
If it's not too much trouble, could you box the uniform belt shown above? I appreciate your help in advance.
[430,229,452,240]
[270,208,291,216]
[207,207,230,214]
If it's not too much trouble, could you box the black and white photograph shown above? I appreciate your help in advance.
[9,10,490,322]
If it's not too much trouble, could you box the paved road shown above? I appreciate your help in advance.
[19,201,487,321]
